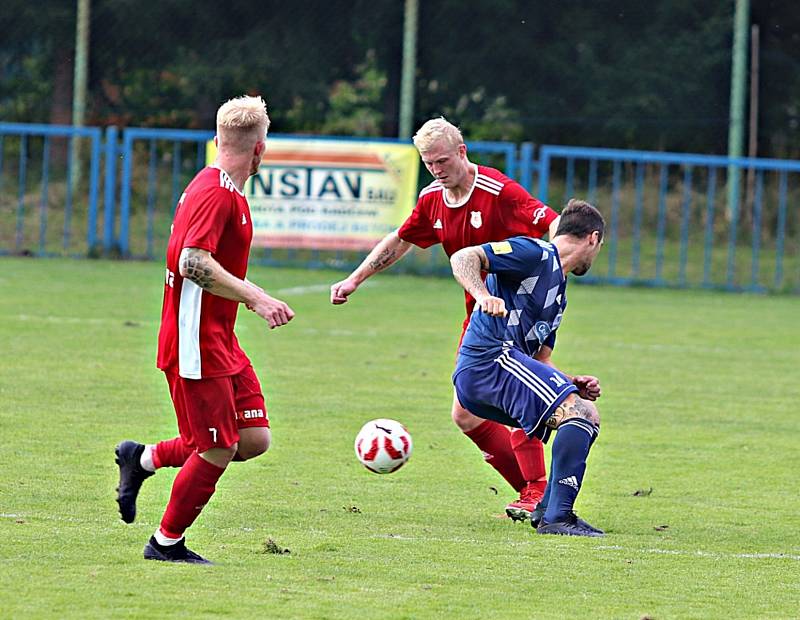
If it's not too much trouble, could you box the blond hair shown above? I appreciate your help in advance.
[216,95,270,152]
[412,117,464,153]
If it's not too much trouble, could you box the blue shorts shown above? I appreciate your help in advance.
[453,348,578,440]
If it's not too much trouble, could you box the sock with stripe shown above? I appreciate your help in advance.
[542,418,599,524]
[509,428,547,497]
[158,452,225,539]
[539,423,599,513]
[153,529,183,546]
[151,437,195,469]
[464,420,526,492]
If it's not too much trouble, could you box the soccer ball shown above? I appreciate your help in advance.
[354,419,413,474]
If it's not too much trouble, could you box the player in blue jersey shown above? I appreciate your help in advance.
[450,199,606,536]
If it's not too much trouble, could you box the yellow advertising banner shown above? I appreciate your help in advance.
[207,137,419,250]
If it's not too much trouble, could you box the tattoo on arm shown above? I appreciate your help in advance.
[368,248,397,272]
[181,251,215,289]
[451,251,486,298]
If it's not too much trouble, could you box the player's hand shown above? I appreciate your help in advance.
[330,278,358,305]
[477,295,507,317]
[251,293,295,328]
[573,375,601,401]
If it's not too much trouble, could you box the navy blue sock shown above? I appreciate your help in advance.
[540,427,598,512]
[540,460,554,510]
[542,418,598,523]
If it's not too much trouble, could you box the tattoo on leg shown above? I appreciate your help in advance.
[547,396,596,430]
[546,404,566,429]
[182,253,215,289]
[567,398,594,422]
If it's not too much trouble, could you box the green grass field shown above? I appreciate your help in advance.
[1,257,799,619]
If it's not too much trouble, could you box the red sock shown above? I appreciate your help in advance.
[509,428,547,495]
[153,437,195,469]
[464,420,525,492]
[159,453,225,539]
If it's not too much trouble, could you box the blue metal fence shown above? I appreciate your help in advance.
[538,145,800,292]
[114,127,213,257]
[0,122,102,256]
[1,122,797,293]
[112,131,518,267]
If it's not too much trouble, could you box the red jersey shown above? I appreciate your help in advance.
[157,166,253,379]
[397,164,558,316]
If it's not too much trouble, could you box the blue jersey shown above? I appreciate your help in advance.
[455,236,567,374]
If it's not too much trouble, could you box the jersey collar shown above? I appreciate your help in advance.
[442,163,478,209]
[209,165,246,196]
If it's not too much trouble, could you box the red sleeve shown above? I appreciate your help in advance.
[182,187,234,253]
[397,198,440,248]
[500,182,558,238]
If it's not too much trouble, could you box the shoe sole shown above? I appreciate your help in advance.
[115,442,147,524]
[505,507,532,522]
[536,526,604,537]
[115,445,131,523]
[143,543,213,565]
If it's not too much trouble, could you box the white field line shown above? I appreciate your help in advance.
[2,314,376,337]
[370,533,800,561]
[274,283,333,296]
[275,280,377,296]
[2,280,376,326]
[608,342,736,354]
[5,314,159,326]
[2,512,797,562]
[0,512,103,524]
[594,544,800,562]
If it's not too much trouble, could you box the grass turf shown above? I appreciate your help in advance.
[0,257,798,619]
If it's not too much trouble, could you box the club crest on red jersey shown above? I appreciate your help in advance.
[470,211,483,229]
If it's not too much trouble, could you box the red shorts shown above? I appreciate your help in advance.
[165,364,269,453]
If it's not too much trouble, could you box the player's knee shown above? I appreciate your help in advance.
[214,442,239,458]
[577,398,600,427]
[451,399,483,432]
[237,428,271,460]
[553,394,600,428]
[199,443,238,468]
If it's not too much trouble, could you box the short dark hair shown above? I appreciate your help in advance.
[554,199,605,240]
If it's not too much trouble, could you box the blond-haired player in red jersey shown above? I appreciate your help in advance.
[114,95,294,564]
[331,117,559,522]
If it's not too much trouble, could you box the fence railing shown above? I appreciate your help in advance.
[0,122,103,257]
[538,145,799,292]
[0,122,797,293]
[108,131,518,272]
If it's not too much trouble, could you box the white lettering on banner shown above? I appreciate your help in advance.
[253,169,369,201]
[208,138,420,251]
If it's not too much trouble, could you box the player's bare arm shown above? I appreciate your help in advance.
[534,345,601,400]
[548,215,561,240]
[330,231,413,304]
[450,246,507,317]
[179,247,294,328]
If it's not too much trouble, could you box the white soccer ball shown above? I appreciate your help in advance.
[354,418,413,474]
